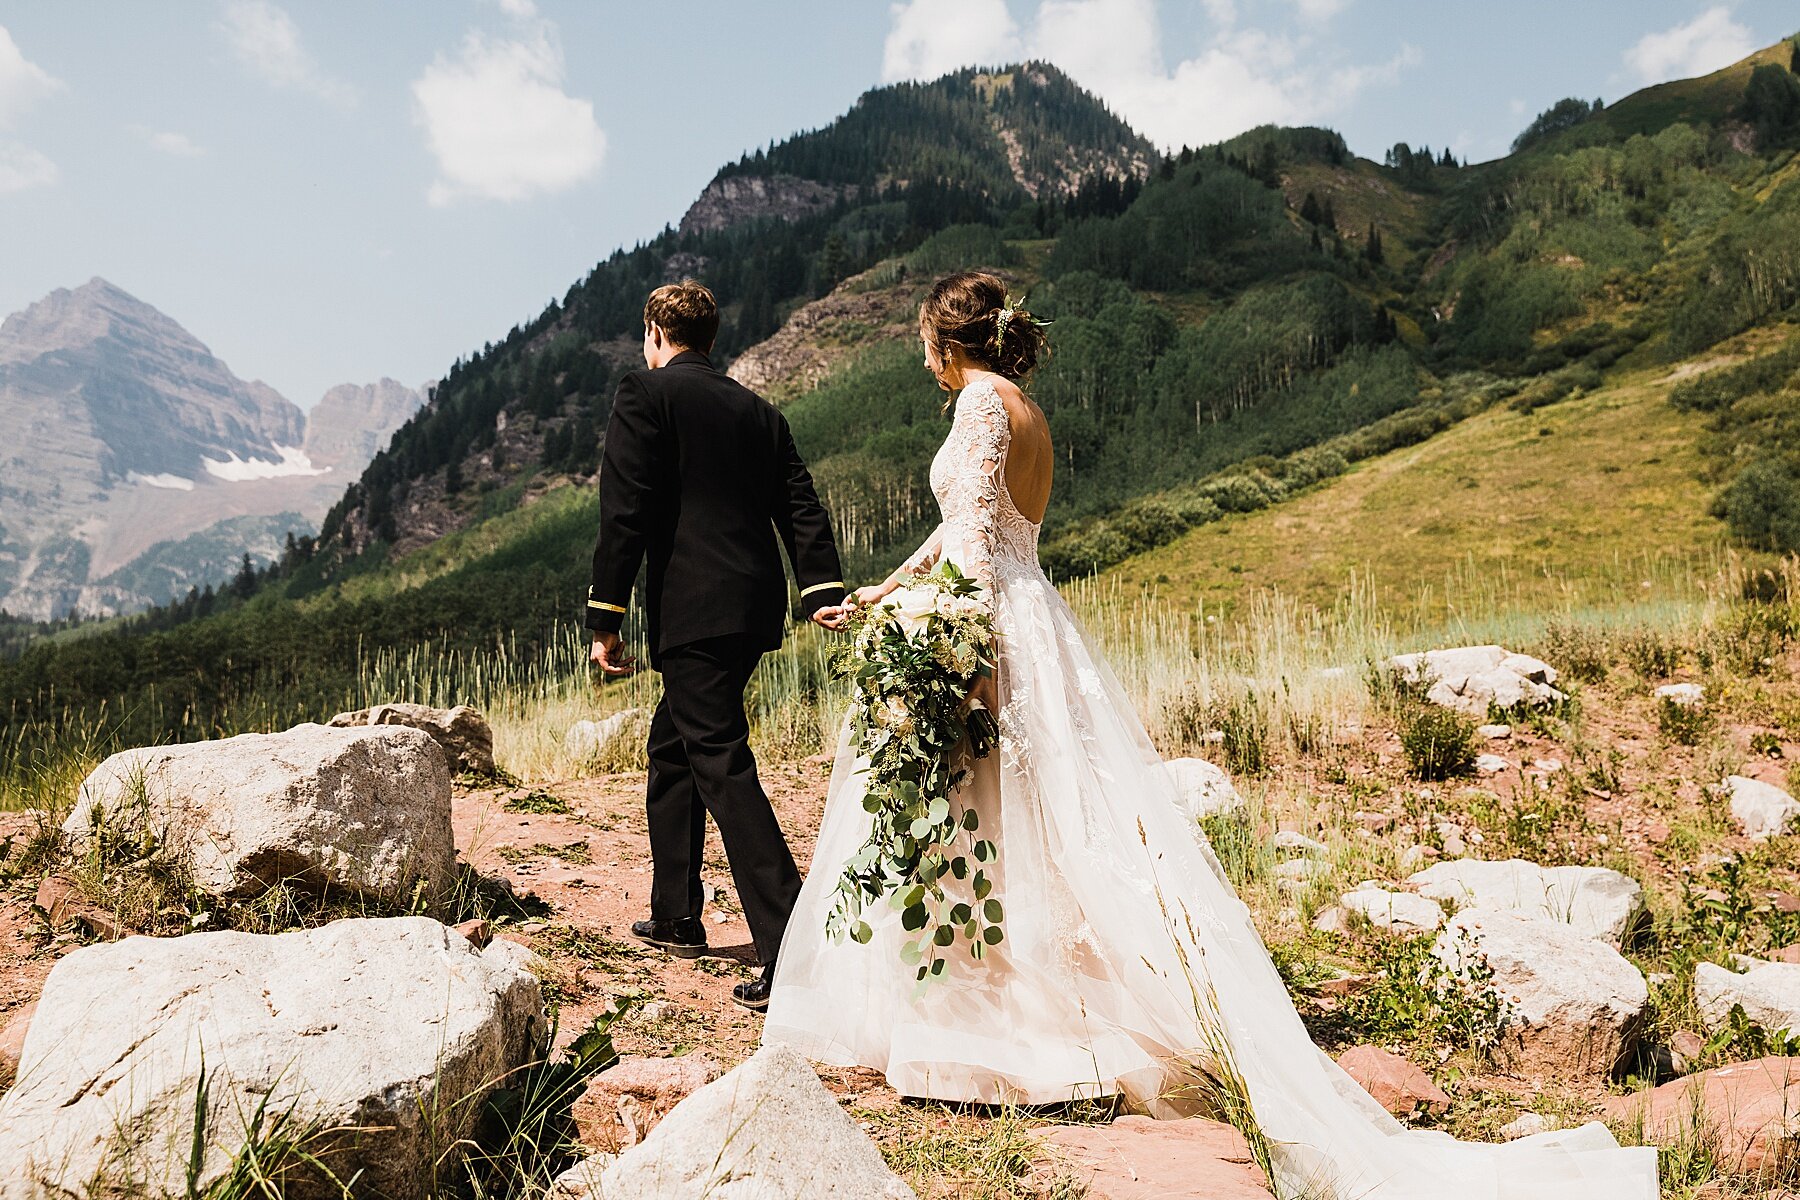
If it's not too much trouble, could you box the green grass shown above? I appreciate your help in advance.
[1108,364,1735,629]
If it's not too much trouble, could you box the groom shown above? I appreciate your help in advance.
[586,280,848,1011]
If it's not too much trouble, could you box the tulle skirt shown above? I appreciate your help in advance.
[764,558,1656,1199]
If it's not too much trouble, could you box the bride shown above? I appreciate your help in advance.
[762,271,1655,1199]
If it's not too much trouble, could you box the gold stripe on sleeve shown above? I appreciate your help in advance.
[800,581,846,598]
[588,600,628,614]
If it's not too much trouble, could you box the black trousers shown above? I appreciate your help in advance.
[646,634,801,965]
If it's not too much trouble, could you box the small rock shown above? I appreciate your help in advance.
[1273,830,1327,856]
[32,875,75,926]
[1727,775,1800,841]
[1476,754,1509,775]
[1772,944,1800,964]
[575,1055,724,1154]
[1398,844,1437,871]
[1669,1030,1707,1074]
[1478,724,1512,740]
[566,709,649,762]
[1312,905,1355,936]
[329,701,495,775]
[1315,972,1373,997]
[452,919,493,948]
[0,1002,34,1088]
[1500,1112,1552,1140]
[600,1044,915,1198]
[1696,961,1800,1032]
[1164,758,1246,821]
[1655,683,1705,708]
[1273,858,1327,882]
[1336,1045,1451,1117]
[1339,885,1446,935]
[1531,758,1564,774]
[1353,811,1393,833]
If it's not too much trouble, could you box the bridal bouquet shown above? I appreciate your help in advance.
[826,562,1005,988]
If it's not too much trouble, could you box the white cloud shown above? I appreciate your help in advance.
[882,0,1022,83]
[0,141,56,194]
[1623,6,1757,86]
[1017,0,1415,150]
[1200,0,1237,27]
[218,0,356,107]
[139,128,206,158]
[412,18,605,206]
[495,0,539,18]
[0,25,61,127]
[0,25,61,196]
[1290,0,1350,22]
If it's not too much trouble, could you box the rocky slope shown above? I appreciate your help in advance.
[0,280,423,617]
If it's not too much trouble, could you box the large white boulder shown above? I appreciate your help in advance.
[1163,757,1246,821]
[64,723,456,910]
[1387,645,1565,716]
[1433,909,1647,1078]
[329,701,495,775]
[0,917,545,1198]
[1339,884,1445,934]
[1726,775,1800,841]
[1695,961,1800,1033]
[1408,858,1646,947]
[601,1043,915,1199]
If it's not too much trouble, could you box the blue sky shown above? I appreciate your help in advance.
[1,1,1795,411]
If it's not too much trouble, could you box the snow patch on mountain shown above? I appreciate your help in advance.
[202,445,330,482]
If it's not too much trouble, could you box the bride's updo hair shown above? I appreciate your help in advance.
[920,271,1047,381]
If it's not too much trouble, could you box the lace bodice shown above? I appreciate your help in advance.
[901,379,1042,599]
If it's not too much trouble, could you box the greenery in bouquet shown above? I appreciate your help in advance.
[826,562,1005,989]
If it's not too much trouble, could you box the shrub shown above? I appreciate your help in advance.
[1336,932,1510,1057]
[1713,458,1800,554]
[1535,620,1611,684]
[1399,705,1479,780]
[1202,472,1286,514]
[1213,690,1270,776]
[1618,627,1680,679]
[1657,695,1711,745]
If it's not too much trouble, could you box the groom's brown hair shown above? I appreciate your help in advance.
[644,280,719,354]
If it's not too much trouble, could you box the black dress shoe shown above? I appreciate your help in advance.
[732,961,775,1011]
[631,916,708,959]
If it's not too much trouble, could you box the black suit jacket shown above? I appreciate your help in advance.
[586,351,846,664]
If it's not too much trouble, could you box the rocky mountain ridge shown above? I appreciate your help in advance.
[0,279,423,618]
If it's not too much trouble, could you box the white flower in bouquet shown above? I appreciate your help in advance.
[875,694,914,736]
[884,584,937,631]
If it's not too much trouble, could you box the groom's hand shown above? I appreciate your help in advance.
[810,603,853,631]
[590,631,638,677]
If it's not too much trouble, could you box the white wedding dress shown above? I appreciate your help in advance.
[764,379,1655,1199]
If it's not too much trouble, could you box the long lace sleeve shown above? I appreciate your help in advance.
[897,524,945,578]
[945,382,1010,603]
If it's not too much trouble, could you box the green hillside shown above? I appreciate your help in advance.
[5,38,1800,789]
[1106,358,1727,625]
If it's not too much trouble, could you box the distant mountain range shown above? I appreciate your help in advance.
[0,278,424,618]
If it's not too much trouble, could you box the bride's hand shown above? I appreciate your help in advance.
[853,582,895,607]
